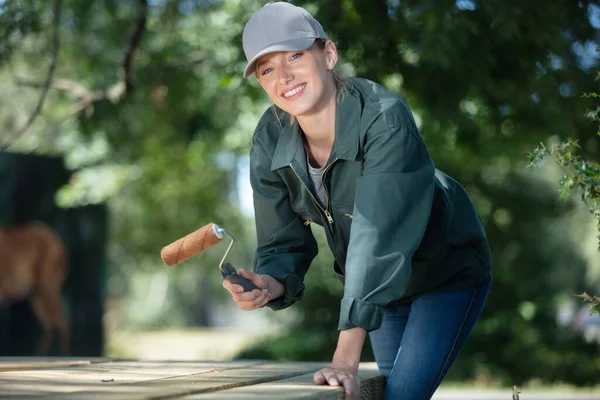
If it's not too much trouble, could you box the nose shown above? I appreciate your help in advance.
[278,63,294,84]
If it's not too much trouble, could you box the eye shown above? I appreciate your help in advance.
[290,52,303,61]
[261,67,274,76]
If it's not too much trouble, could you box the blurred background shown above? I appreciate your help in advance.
[0,0,599,392]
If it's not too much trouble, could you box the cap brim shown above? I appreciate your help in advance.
[243,37,317,78]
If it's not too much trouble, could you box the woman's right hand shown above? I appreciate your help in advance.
[222,268,282,310]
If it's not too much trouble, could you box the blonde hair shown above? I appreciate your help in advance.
[314,38,351,102]
[271,38,352,127]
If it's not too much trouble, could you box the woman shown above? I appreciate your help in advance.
[222,3,492,399]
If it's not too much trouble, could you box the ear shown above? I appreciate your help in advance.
[323,40,339,71]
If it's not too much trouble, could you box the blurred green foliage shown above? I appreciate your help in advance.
[529,69,600,316]
[1,0,600,386]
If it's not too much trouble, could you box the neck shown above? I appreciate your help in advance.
[296,86,337,149]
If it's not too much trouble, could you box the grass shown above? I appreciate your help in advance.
[439,380,600,394]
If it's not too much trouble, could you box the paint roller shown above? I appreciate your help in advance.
[160,223,259,292]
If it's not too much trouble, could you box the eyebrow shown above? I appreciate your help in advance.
[255,50,293,72]
[255,59,267,71]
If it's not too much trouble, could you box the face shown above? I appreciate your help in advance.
[254,40,338,118]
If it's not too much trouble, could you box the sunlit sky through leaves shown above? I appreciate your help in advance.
[455,0,476,11]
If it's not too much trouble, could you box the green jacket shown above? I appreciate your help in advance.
[250,77,491,332]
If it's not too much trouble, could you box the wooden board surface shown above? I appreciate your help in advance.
[0,357,111,372]
[0,358,384,400]
[181,363,384,400]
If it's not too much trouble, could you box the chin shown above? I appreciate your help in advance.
[282,101,316,118]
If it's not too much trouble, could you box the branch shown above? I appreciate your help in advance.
[375,0,399,71]
[122,0,148,96]
[7,0,148,130]
[2,0,62,150]
[12,76,107,116]
[68,0,148,114]
[13,77,91,98]
[69,91,107,115]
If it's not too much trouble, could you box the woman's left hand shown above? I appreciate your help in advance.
[313,363,360,400]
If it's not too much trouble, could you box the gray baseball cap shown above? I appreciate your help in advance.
[242,2,328,77]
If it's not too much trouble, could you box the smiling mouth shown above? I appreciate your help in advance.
[282,84,307,99]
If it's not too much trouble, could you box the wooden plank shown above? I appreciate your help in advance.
[31,362,329,399]
[1,388,51,398]
[0,357,111,372]
[179,362,384,400]
[0,360,384,400]
[0,360,262,399]
[0,360,252,382]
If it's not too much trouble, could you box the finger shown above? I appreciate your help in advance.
[262,289,271,305]
[234,288,264,303]
[252,289,270,307]
[340,376,357,399]
[327,370,354,388]
[222,279,244,294]
[322,371,340,387]
[235,289,270,310]
[237,290,267,307]
[229,289,260,308]
[345,389,358,400]
[313,370,327,385]
[244,289,269,308]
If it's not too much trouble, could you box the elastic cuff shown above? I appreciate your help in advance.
[338,298,384,331]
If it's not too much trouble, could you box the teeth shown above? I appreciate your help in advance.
[284,85,306,98]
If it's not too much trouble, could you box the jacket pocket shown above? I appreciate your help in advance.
[331,203,354,260]
[332,203,354,234]
[339,212,353,236]
[292,208,316,227]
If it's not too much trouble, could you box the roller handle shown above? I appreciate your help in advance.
[221,262,260,292]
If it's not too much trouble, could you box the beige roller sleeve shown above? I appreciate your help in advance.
[160,223,222,266]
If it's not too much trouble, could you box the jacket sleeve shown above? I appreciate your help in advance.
[250,140,319,311]
[338,123,436,331]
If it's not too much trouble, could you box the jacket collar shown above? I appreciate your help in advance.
[270,86,362,171]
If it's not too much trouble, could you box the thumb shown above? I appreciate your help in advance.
[237,268,266,289]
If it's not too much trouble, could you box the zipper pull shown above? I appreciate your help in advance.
[324,210,334,224]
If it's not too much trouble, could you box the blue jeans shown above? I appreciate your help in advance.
[369,276,491,400]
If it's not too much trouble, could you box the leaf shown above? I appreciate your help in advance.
[575,292,594,302]
[557,140,573,151]
[575,292,600,316]
[558,175,574,199]
[581,185,591,202]
[527,145,547,167]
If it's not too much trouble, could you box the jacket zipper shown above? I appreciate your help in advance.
[289,159,343,266]
[289,163,333,226]
[289,158,339,227]
[321,157,339,224]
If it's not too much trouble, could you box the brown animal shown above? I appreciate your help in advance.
[0,221,70,355]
